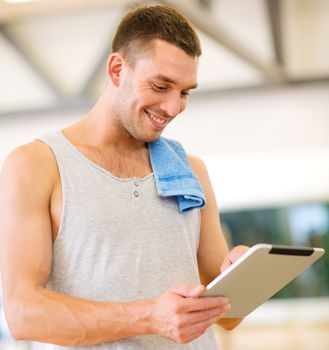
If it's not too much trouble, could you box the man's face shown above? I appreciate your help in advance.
[113,39,198,143]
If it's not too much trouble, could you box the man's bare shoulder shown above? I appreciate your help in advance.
[187,154,215,204]
[1,141,58,191]
[187,154,208,180]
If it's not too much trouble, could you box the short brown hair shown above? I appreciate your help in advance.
[112,5,201,63]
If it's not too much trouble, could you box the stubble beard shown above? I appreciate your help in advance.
[112,100,149,144]
[114,100,163,144]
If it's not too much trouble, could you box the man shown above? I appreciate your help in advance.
[0,5,247,349]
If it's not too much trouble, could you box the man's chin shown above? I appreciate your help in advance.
[126,128,162,144]
[145,136,161,143]
[140,131,163,143]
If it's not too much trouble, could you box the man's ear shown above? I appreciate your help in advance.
[107,52,125,86]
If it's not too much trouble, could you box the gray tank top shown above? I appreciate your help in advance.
[38,131,219,350]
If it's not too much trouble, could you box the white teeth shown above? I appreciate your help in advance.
[149,113,166,125]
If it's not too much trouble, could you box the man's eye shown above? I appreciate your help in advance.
[152,84,167,92]
[181,91,190,97]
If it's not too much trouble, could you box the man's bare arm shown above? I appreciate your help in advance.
[189,154,248,330]
[0,143,229,346]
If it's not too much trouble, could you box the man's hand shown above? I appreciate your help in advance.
[220,245,250,273]
[150,284,230,344]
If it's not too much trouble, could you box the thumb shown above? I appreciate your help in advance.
[171,284,205,298]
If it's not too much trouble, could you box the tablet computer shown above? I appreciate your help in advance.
[204,244,325,318]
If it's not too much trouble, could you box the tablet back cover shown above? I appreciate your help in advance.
[205,244,325,317]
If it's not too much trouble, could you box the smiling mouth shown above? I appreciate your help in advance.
[145,110,168,129]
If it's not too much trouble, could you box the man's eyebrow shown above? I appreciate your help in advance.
[153,74,198,90]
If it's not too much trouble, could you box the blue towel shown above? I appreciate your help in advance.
[148,137,206,213]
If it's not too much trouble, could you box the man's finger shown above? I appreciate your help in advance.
[171,284,205,298]
[186,296,229,313]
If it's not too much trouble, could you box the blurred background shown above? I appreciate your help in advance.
[0,0,328,349]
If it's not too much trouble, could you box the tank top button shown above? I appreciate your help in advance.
[133,190,139,197]
[134,181,139,187]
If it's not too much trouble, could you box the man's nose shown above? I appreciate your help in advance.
[160,92,183,118]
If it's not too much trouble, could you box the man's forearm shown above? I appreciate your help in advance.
[6,286,154,346]
[5,284,231,346]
